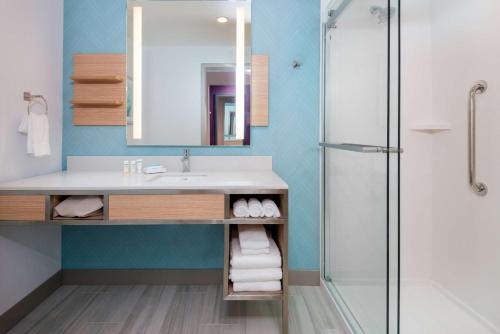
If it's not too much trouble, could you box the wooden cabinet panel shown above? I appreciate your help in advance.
[0,195,45,221]
[73,108,126,126]
[109,195,225,220]
[251,54,269,126]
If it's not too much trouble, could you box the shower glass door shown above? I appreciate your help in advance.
[322,0,400,333]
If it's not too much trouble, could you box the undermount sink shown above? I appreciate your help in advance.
[147,173,208,183]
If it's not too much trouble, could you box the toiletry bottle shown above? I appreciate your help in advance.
[123,160,130,175]
[137,159,143,174]
[130,160,137,175]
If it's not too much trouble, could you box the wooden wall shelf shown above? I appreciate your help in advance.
[71,75,124,84]
[71,100,123,108]
[71,54,126,126]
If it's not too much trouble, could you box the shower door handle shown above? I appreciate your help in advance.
[319,142,402,153]
[468,81,488,196]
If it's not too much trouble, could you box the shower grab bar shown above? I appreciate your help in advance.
[468,81,488,196]
[319,142,402,153]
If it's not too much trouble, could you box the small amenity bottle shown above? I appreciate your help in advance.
[123,160,130,175]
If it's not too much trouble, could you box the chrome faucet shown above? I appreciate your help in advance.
[181,149,190,173]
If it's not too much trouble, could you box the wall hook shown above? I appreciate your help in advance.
[292,60,302,69]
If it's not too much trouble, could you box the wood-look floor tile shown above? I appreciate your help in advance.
[119,285,164,334]
[11,285,346,334]
[63,286,146,333]
[142,286,177,334]
[26,287,100,334]
[289,295,316,334]
[244,301,281,334]
[8,286,78,334]
[296,286,344,333]
[159,289,207,334]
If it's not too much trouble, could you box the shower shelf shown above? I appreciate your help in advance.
[409,122,451,133]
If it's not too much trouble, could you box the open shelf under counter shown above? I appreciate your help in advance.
[228,215,287,225]
[225,282,283,301]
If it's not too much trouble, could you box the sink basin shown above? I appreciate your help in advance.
[146,173,208,183]
[159,173,207,178]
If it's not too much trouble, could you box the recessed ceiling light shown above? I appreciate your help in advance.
[217,16,229,24]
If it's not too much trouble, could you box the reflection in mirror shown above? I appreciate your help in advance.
[127,0,252,146]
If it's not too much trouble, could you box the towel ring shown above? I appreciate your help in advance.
[24,92,48,114]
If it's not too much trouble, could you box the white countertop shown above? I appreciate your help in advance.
[0,171,288,192]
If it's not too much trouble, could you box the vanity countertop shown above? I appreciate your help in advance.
[0,171,288,192]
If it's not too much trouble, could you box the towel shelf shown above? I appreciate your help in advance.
[71,75,124,83]
[71,100,123,108]
[226,282,283,301]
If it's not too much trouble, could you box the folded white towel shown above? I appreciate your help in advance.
[248,198,264,218]
[238,224,269,250]
[232,281,282,292]
[27,113,51,157]
[230,236,281,269]
[233,198,250,218]
[230,268,282,282]
[54,196,104,218]
[241,247,270,255]
[262,199,281,218]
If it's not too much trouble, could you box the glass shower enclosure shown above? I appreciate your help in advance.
[321,0,400,333]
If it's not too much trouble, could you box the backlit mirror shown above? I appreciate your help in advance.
[127,0,252,146]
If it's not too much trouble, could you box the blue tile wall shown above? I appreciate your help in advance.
[62,0,320,270]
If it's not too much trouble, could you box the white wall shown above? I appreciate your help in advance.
[0,0,63,315]
[430,0,500,329]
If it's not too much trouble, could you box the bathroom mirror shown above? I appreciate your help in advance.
[126,0,252,146]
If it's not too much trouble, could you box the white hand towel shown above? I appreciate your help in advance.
[262,199,281,218]
[238,224,270,250]
[230,236,281,269]
[247,198,264,218]
[54,196,104,218]
[18,114,29,134]
[233,198,250,218]
[27,113,51,157]
[233,281,282,292]
[229,268,282,282]
[241,247,270,255]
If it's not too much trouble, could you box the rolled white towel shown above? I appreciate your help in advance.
[230,236,281,269]
[230,268,282,282]
[262,199,281,218]
[238,224,269,250]
[233,198,250,218]
[54,196,103,218]
[247,198,264,218]
[233,281,282,292]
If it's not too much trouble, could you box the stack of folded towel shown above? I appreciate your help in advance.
[233,198,281,218]
[230,224,282,292]
[53,196,104,218]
